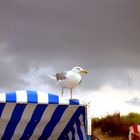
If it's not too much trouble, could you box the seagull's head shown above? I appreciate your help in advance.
[71,66,88,74]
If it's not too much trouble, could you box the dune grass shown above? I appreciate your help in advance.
[92,112,140,138]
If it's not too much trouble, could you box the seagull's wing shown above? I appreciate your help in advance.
[56,72,67,81]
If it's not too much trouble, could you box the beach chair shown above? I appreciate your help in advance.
[0,90,91,140]
[129,124,140,140]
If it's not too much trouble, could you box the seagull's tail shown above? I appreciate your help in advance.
[47,75,56,80]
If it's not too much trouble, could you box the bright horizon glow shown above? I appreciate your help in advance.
[78,85,140,118]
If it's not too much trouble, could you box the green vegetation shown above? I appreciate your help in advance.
[92,112,140,138]
[122,112,140,124]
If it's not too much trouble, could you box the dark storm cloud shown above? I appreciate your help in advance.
[0,0,140,90]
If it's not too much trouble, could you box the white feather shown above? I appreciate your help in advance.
[47,75,56,80]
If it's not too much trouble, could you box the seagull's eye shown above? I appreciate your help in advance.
[77,68,80,70]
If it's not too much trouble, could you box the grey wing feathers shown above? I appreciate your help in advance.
[56,72,67,81]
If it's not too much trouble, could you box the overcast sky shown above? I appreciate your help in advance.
[0,0,140,117]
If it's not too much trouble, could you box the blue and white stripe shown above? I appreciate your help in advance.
[0,90,81,105]
[0,90,88,140]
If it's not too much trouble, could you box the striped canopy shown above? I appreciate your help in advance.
[0,90,87,140]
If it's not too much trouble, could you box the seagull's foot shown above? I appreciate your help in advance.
[61,88,64,96]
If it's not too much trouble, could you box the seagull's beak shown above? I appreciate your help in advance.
[80,69,88,74]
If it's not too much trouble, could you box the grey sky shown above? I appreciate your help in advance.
[126,97,140,106]
[0,0,140,93]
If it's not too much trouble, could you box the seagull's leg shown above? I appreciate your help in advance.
[70,88,72,99]
[62,88,64,96]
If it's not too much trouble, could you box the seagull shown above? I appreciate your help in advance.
[48,66,88,99]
